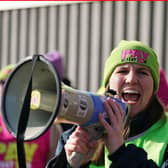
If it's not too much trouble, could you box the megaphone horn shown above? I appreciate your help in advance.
[2,55,62,140]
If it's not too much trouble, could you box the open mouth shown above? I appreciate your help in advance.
[122,90,140,104]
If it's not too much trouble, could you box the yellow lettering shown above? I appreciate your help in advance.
[0,143,6,154]
[5,143,17,160]
[24,143,38,162]
[0,142,38,167]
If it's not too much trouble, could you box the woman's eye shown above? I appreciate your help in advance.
[139,71,148,75]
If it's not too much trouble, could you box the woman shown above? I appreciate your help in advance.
[47,40,168,168]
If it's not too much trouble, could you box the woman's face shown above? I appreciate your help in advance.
[109,63,154,118]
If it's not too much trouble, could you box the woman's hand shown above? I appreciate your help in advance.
[99,97,125,154]
[64,126,98,166]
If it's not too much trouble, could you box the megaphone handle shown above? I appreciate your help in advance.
[69,151,84,168]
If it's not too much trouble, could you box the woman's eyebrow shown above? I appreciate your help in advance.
[138,67,150,71]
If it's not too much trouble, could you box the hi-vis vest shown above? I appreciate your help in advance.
[104,112,168,168]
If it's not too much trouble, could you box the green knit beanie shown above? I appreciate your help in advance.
[102,40,160,92]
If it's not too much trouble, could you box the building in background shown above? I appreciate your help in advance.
[0,1,167,92]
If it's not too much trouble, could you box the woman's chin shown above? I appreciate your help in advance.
[128,106,141,118]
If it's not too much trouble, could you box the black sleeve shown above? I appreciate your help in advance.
[46,148,71,168]
[108,144,158,168]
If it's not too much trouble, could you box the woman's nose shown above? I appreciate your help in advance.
[125,71,138,84]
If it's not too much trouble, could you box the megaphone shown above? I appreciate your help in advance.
[1,55,61,141]
[1,55,129,168]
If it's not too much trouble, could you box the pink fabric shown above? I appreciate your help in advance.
[0,116,50,168]
[157,68,168,107]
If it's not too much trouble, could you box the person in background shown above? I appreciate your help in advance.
[156,68,168,110]
[0,64,62,168]
[45,51,73,131]
[47,40,168,168]
[45,51,72,87]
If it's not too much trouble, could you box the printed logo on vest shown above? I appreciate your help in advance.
[122,49,149,64]
[0,142,37,168]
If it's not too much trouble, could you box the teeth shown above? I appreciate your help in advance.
[122,90,140,103]
[123,90,139,94]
